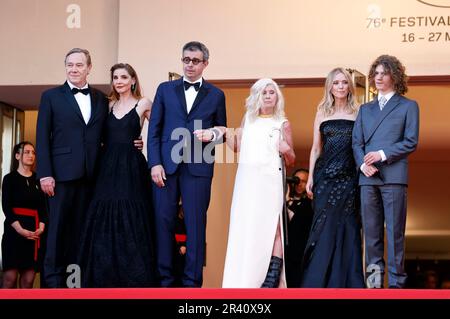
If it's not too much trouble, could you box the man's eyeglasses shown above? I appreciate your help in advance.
[181,57,205,65]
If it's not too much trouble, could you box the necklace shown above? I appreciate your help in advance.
[258,113,273,118]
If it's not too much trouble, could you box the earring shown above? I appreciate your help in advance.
[131,83,136,91]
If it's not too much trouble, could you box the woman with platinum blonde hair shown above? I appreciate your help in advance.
[223,78,295,288]
[244,78,286,121]
[301,67,364,287]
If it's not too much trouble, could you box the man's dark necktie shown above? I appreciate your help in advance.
[71,87,90,95]
[183,81,201,91]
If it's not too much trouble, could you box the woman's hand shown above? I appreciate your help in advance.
[279,121,295,167]
[34,222,45,237]
[306,178,314,199]
[278,140,290,155]
[12,221,38,240]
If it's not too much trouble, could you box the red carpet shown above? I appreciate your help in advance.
[0,288,449,299]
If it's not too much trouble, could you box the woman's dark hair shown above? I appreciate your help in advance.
[11,141,35,172]
[108,63,142,101]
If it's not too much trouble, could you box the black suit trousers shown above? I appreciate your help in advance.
[44,178,92,288]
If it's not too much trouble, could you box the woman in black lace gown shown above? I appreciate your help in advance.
[301,68,365,288]
[78,63,157,287]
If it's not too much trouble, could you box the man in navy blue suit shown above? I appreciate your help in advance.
[148,41,227,287]
[36,48,108,287]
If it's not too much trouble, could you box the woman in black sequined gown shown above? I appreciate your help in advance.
[78,64,157,287]
[302,68,365,288]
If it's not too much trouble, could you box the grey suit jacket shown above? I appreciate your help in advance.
[352,93,419,186]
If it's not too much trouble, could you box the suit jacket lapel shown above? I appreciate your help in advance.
[174,79,188,116]
[87,87,98,126]
[61,82,85,124]
[189,80,209,115]
[365,94,401,143]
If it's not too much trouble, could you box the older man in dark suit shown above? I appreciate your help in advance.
[36,48,108,288]
[352,55,419,288]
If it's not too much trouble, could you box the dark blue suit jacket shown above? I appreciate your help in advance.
[147,78,226,177]
[36,82,108,182]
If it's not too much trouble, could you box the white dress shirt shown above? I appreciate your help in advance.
[378,91,395,109]
[183,76,202,114]
[68,81,91,124]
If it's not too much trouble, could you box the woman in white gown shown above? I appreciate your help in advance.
[222,78,295,288]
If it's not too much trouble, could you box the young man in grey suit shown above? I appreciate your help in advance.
[352,55,419,288]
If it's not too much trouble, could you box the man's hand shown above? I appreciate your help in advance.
[364,151,382,166]
[40,177,55,197]
[193,129,214,142]
[151,164,166,187]
[133,136,144,150]
[361,164,379,177]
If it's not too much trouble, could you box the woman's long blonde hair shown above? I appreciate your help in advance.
[318,68,358,117]
[245,78,285,121]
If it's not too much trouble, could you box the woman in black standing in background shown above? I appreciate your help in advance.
[2,142,47,288]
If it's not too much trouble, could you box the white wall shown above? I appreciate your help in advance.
[2,0,448,90]
[118,0,450,99]
[0,0,119,85]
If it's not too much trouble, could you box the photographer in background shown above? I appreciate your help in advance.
[285,168,313,287]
